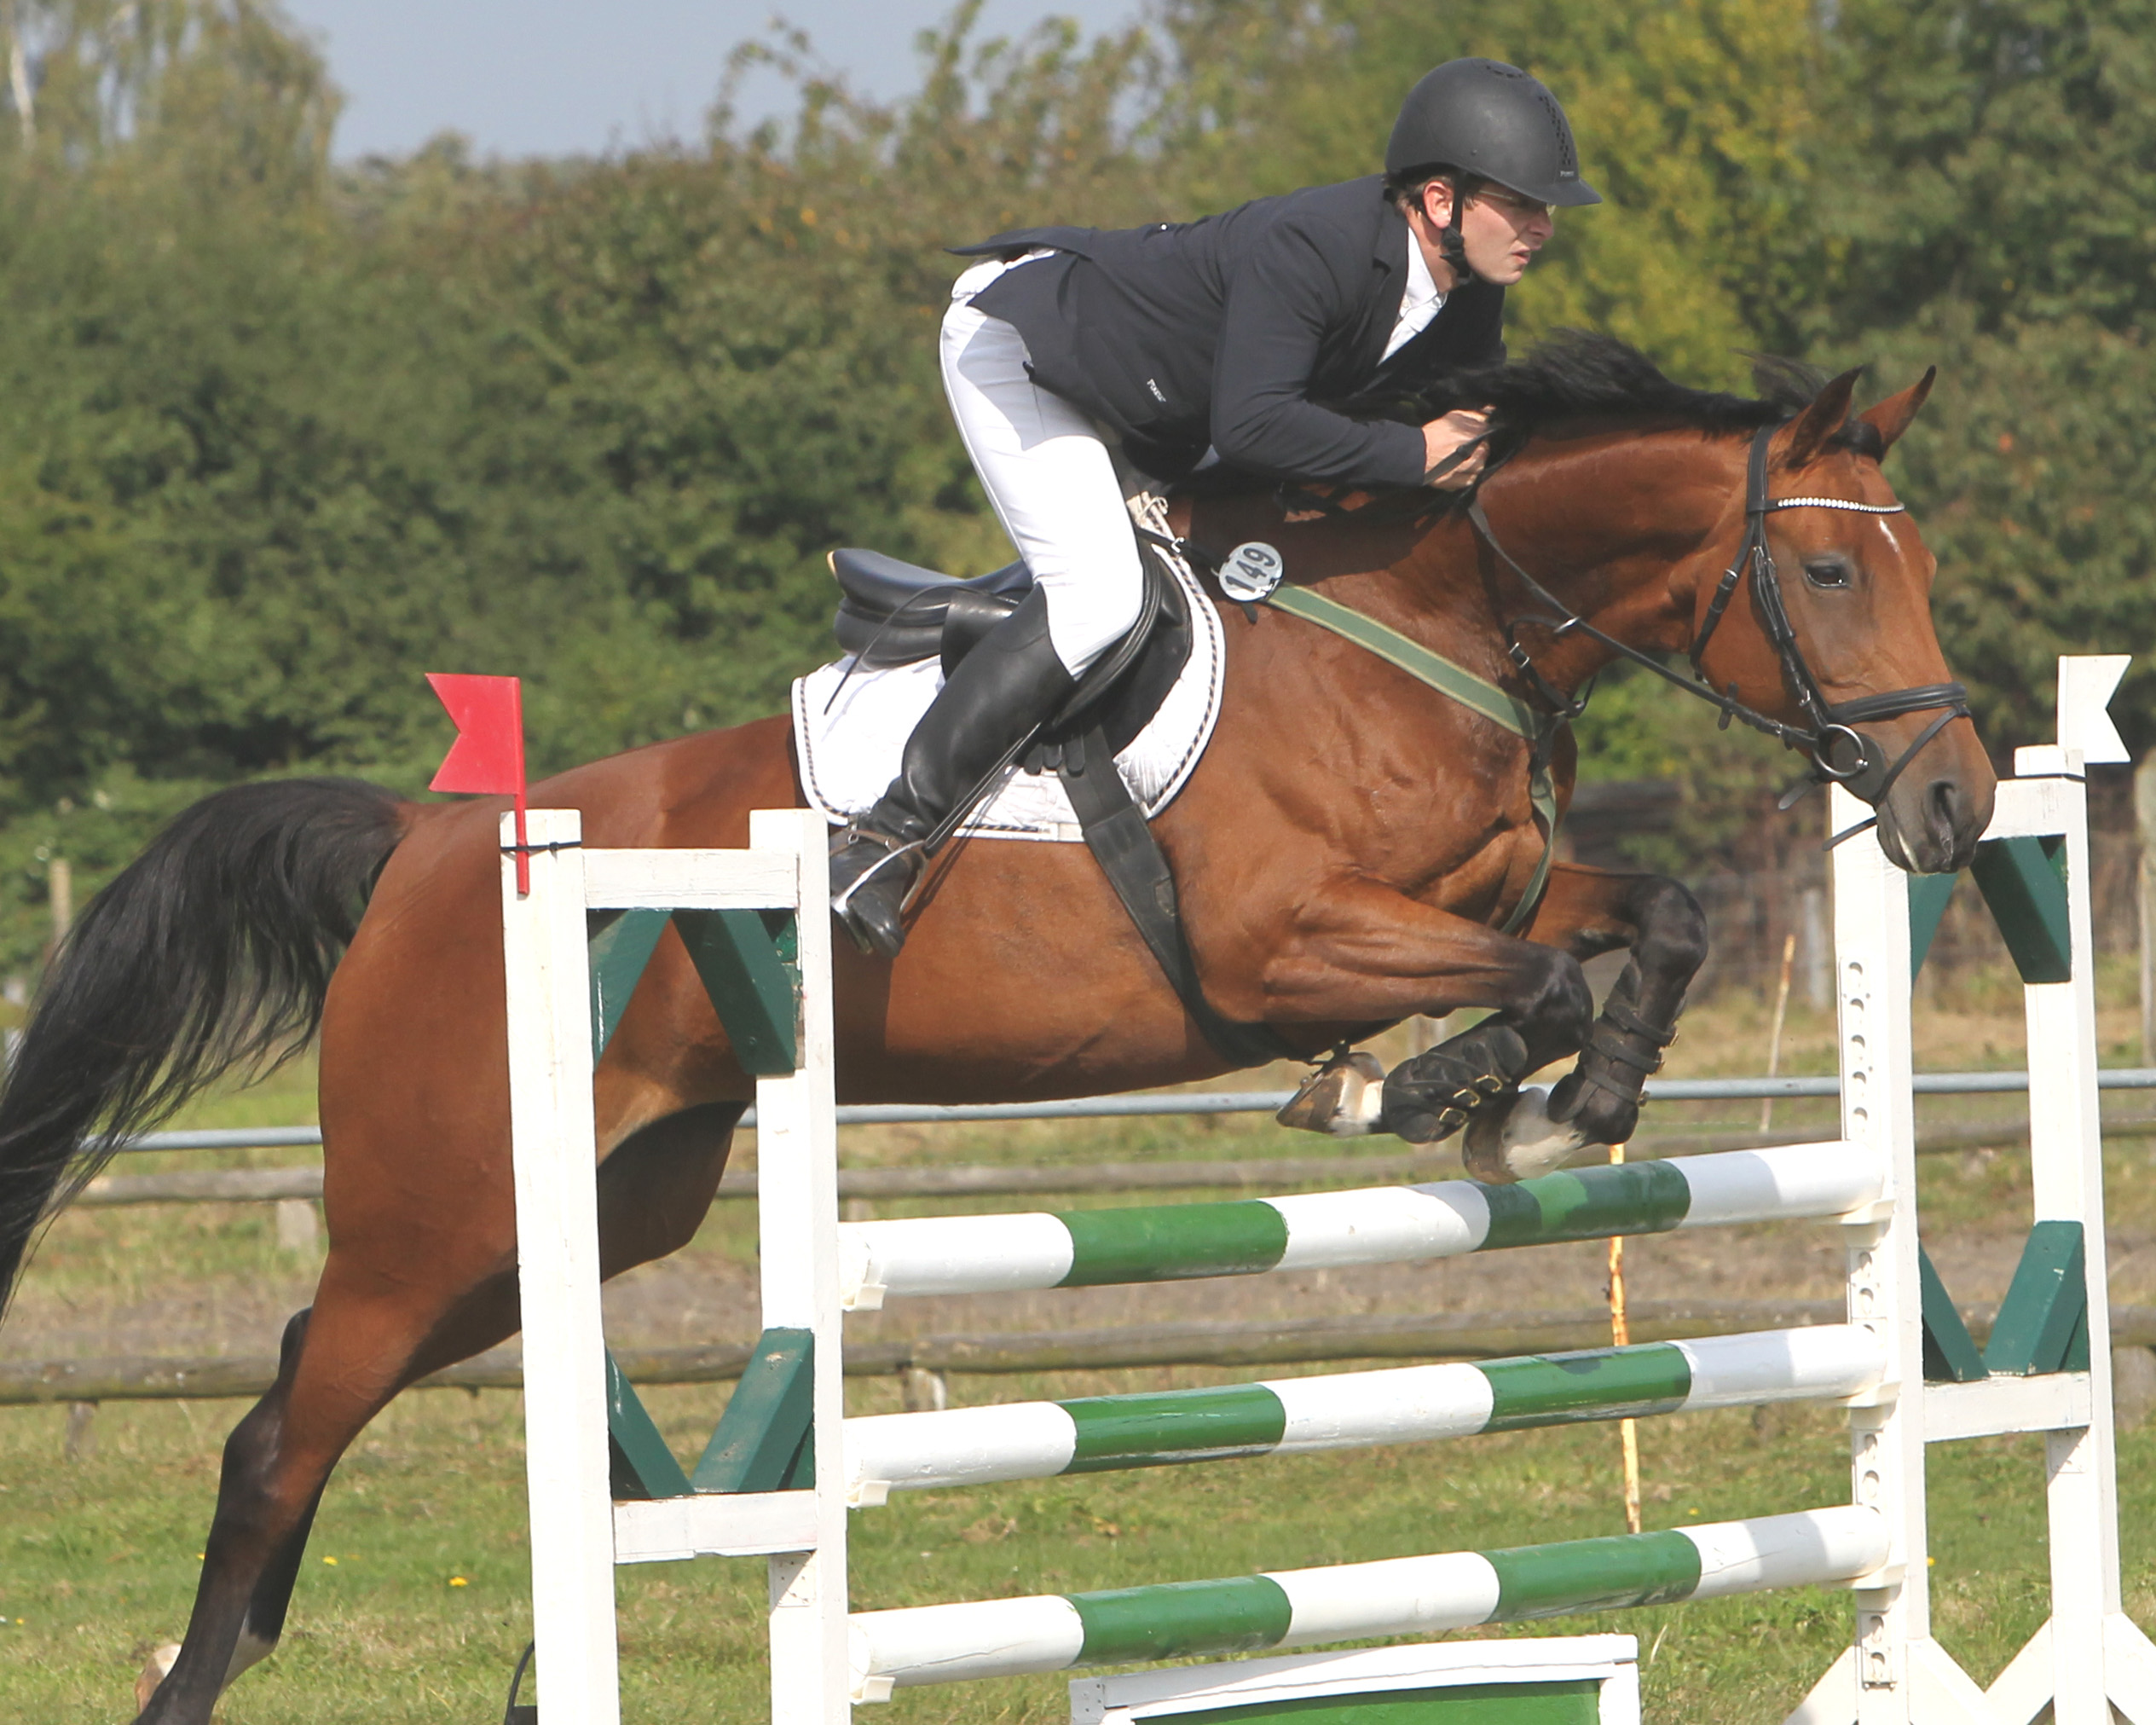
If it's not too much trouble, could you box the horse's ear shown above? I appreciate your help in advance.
[1858,367,1937,458]
[1779,367,1865,469]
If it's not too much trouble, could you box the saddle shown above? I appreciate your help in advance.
[826,547,1193,758]
[823,541,1292,1068]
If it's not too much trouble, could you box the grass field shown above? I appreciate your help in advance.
[6,964,2156,1721]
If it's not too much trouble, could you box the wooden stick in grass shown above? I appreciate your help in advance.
[1758,931,1798,1134]
[1609,1140,1642,1535]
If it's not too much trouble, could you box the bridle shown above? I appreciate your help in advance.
[1467,420,1970,815]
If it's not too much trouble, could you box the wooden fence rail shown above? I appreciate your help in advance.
[70,1117,2156,1209]
[10,1300,2156,1408]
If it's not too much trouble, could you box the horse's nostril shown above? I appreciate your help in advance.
[1928,778,1962,842]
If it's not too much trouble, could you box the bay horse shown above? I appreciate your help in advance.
[0,336,1992,1722]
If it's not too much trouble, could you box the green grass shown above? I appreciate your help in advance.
[8,1379,2156,1722]
[9,969,2156,1718]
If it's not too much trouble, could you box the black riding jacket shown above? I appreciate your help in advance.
[954,175,1505,488]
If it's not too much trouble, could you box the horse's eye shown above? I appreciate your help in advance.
[1804,556,1854,590]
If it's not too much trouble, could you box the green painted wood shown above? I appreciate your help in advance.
[587,908,670,1062]
[1478,1160,1693,1252]
[1985,1221,2088,1377]
[1055,1201,1290,1287]
[691,1327,814,1492]
[1970,836,2072,985]
[673,909,800,1075]
[1907,873,1959,981]
[1171,1682,1604,1724]
[2063,1303,2091,1373]
[1070,1574,1294,1665]
[606,1350,693,1501]
[1480,1343,1691,1431]
[1919,1247,1989,1384]
[1487,1529,1702,1620]
[1062,1382,1287,1471]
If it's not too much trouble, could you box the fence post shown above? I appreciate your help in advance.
[2137,755,2156,1066]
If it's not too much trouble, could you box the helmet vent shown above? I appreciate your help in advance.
[1536,86,1577,173]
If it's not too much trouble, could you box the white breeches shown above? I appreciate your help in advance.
[942,258,1147,676]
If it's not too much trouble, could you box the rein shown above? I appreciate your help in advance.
[1471,422,1969,816]
[1150,416,1970,942]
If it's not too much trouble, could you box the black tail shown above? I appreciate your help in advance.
[0,777,411,1313]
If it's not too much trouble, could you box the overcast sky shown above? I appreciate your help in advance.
[278,0,1141,160]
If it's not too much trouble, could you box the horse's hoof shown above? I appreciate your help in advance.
[135,1641,181,1712]
[1276,1051,1386,1137]
[1461,1086,1607,1183]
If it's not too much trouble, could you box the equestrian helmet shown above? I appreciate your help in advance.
[1385,58,1600,207]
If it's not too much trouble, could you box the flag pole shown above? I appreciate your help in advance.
[510,679,530,895]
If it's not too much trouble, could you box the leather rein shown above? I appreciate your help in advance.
[1467,420,1970,818]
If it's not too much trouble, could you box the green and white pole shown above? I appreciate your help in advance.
[838,1143,1878,1309]
[847,1505,1887,1698]
[846,1324,1882,1504]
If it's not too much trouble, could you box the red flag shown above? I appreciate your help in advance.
[426,673,531,891]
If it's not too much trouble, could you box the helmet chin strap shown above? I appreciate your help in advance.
[1434,173,1484,286]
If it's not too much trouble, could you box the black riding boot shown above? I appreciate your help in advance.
[832,588,1075,958]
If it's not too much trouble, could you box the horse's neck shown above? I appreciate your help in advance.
[1398,431,1737,691]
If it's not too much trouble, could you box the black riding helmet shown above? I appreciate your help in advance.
[1387,58,1598,281]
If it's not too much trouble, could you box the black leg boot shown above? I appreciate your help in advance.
[832,588,1075,958]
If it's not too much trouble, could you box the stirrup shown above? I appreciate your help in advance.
[829,830,927,922]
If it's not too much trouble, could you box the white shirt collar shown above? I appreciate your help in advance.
[1382,232,1448,362]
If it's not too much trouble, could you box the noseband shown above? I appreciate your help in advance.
[1468,421,1970,812]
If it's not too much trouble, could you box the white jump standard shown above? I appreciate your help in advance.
[495,653,2156,1724]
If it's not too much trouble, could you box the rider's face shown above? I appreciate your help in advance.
[1417,180,1556,287]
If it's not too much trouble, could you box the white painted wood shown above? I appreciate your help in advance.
[2057,656,2131,763]
[582,847,801,910]
[613,1493,820,1563]
[750,808,851,1725]
[1831,783,1949,1723]
[2025,759,2115,1725]
[1922,1373,2092,1443]
[1905,1638,2000,1723]
[1979,773,2077,841]
[1070,1636,1640,1724]
[1984,1621,2050,1725]
[1787,1647,1858,1725]
[2102,1613,2156,1725]
[500,809,622,1725]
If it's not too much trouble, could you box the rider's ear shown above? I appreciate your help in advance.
[1857,367,1937,457]
[1779,368,1865,470]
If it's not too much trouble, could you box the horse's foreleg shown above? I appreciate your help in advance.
[1249,878,1596,1149]
[1458,865,1708,1180]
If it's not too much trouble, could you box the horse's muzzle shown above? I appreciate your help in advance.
[1876,753,1995,877]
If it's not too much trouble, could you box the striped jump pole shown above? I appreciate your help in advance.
[846,1325,1883,1503]
[848,1506,1888,1698]
[840,1142,1879,1308]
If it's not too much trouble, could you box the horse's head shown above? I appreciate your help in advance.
[1686,368,1995,875]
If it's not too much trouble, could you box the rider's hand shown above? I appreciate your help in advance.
[1422,408,1491,489]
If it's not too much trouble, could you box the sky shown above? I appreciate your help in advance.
[277,0,1142,160]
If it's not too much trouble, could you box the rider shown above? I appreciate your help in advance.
[830,56,1599,958]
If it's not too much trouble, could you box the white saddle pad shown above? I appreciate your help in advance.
[792,553,1224,842]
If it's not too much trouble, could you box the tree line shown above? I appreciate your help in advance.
[0,0,2146,967]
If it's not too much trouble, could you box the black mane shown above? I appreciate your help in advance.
[1361,331,1881,458]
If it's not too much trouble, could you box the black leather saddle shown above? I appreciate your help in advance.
[825,546,1194,759]
[829,549,1034,673]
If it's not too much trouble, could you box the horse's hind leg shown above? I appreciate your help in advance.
[136,1103,744,1723]
[135,1264,448,1723]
